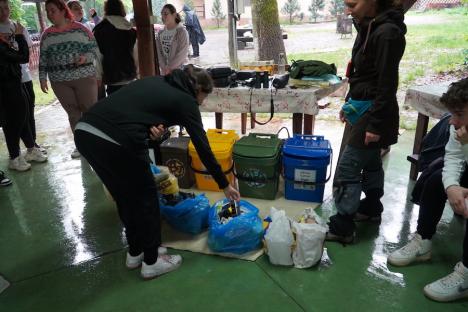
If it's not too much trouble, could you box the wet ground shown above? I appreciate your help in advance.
[0,104,467,310]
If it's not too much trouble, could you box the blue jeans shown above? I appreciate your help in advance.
[329,145,384,235]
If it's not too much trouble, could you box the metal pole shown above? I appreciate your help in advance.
[227,0,238,68]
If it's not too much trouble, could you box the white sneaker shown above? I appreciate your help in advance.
[71,148,81,159]
[125,247,168,270]
[25,147,48,163]
[141,254,182,280]
[387,233,432,266]
[9,155,31,172]
[36,145,47,155]
[424,262,468,302]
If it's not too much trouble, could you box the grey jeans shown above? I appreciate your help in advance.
[333,145,384,216]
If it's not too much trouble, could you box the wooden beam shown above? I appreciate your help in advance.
[132,0,155,77]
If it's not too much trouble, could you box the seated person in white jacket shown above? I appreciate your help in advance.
[388,77,468,302]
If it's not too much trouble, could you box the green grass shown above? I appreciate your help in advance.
[288,9,468,85]
[406,6,468,16]
[33,80,56,106]
[399,14,468,85]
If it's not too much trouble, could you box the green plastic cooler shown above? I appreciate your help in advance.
[233,133,282,199]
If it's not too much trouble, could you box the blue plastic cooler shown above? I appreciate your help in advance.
[282,135,332,202]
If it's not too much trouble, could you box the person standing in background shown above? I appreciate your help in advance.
[93,0,137,95]
[88,7,102,25]
[156,4,189,76]
[182,4,205,58]
[0,0,46,155]
[67,0,95,31]
[39,0,98,159]
[0,0,47,172]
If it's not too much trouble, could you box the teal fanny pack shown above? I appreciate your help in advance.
[342,98,373,125]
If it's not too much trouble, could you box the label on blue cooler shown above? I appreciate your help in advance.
[294,169,316,191]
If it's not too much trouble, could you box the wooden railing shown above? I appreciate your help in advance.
[29,40,40,72]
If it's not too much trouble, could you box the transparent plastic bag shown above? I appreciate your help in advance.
[264,207,294,266]
[208,199,264,254]
[160,193,210,234]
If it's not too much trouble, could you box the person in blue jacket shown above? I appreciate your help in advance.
[182,4,205,58]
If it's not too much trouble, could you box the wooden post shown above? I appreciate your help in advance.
[133,0,155,77]
[36,2,46,33]
[303,114,315,134]
[292,113,303,134]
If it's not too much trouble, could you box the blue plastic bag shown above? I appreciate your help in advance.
[160,193,210,234]
[208,199,264,254]
[341,98,373,125]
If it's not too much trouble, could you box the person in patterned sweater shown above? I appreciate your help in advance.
[39,0,99,158]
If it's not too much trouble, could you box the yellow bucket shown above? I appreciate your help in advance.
[206,129,239,143]
[189,129,238,191]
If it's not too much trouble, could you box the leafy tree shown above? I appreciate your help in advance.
[8,0,24,23]
[330,0,345,17]
[308,0,324,23]
[22,4,39,32]
[281,0,301,24]
[211,0,225,28]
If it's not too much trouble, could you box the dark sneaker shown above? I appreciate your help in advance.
[325,231,355,244]
[0,171,12,187]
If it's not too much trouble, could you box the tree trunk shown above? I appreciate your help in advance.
[251,0,286,63]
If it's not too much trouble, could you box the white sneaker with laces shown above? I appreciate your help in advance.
[141,254,182,280]
[126,247,168,269]
[9,155,31,172]
[25,147,48,163]
[71,148,81,159]
[36,145,47,155]
[424,262,468,302]
[387,233,432,266]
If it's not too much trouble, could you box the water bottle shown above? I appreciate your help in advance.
[278,53,286,75]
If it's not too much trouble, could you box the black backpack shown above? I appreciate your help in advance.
[418,113,451,172]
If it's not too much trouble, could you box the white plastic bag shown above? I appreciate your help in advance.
[292,208,328,269]
[264,207,294,266]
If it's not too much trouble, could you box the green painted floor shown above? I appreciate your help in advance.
[0,107,467,311]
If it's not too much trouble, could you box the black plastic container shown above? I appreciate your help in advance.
[160,137,195,189]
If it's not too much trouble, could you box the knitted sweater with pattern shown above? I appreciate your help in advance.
[39,21,98,82]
